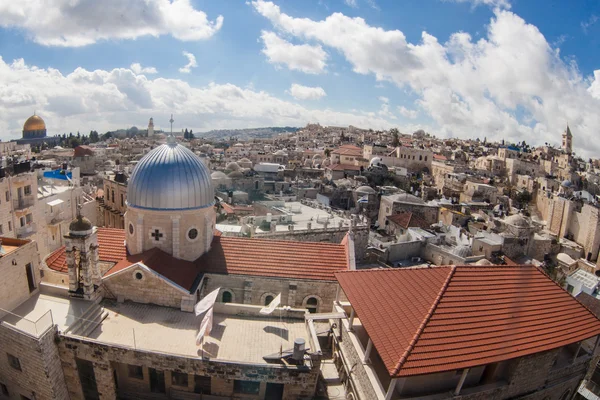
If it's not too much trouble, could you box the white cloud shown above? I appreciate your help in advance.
[252,0,600,157]
[345,0,358,8]
[378,96,389,103]
[398,106,418,119]
[179,52,197,73]
[0,0,223,47]
[288,84,327,100]
[582,15,599,33]
[377,97,396,119]
[0,57,399,139]
[260,31,327,74]
[130,63,158,75]
[445,0,511,9]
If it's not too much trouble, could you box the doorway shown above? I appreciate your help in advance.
[149,368,165,393]
[265,382,284,399]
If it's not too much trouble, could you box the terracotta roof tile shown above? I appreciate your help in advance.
[47,228,348,285]
[386,212,430,230]
[198,236,348,281]
[46,228,126,273]
[336,265,600,378]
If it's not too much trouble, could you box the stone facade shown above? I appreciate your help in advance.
[0,239,40,316]
[58,335,319,400]
[125,205,216,262]
[0,325,69,400]
[202,273,338,313]
[103,265,192,309]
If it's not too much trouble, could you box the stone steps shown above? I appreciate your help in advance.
[67,301,108,336]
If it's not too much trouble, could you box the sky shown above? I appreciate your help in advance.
[0,0,599,156]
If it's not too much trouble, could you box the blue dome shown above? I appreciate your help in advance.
[127,140,214,210]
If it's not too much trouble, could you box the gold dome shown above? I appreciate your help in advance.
[23,114,46,132]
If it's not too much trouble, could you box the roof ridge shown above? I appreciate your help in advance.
[392,265,457,376]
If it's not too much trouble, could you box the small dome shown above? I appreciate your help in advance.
[69,215,93,235]
[561,180,572,188]
[273,150,287,156]
[370,157,385,167]
[557,253,575,265]
[453,245,473,258]
[211,171,229,180]
[238,158,251,163]
[24,114,46,131]
[225,162,241,172]
[127,140,213,210]
[504,214,529,227]
[356,185,376,194]
[228,170,244,179]
[475,259,493,265]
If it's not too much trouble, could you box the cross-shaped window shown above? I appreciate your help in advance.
[151,229,163,241]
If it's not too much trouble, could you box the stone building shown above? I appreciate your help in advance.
[99,171,128,229]
[333,266,600,400]
[0,134,354,400]
[377,192,440,229]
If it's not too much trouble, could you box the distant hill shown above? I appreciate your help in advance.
[198,127,300,140]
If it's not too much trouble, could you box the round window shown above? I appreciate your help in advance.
[188,228,198,240]
[135,272,143,280]
[129,223,134,235]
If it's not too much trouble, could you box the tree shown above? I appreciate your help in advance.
[184,128,189,139]
[324,148,331,158]
[189,129,194,139]
[89,130,99,143]
[514,189,532,209]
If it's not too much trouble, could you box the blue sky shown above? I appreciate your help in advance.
[0,0,599,155]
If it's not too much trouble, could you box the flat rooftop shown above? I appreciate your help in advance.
[1,293,89,336]
[87,301,310,363]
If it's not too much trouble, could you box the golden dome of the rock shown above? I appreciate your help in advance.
[23,114,46,132]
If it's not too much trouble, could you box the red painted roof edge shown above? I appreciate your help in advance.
[392,266,456,376]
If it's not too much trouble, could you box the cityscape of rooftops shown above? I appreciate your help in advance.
[0,1,600,399]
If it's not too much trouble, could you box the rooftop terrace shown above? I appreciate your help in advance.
[87,301,310,363]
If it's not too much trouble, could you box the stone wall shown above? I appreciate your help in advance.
[58,335,319,400]
[125,205,216,262]
[0,240,41,315]
[203,273,338,313]
[103,265,191,309]
[0,324,69,400]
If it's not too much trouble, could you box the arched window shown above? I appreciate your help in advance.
[265,295,274,306]
[306,297,318,313]
[222,291,233,303]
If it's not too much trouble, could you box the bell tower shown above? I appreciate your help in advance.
[562,124,572,154]
[148,117,154,136]
[65,209,100,300]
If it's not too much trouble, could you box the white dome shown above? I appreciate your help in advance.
[504,214,529,227]
[226,162,241,171]
[356,185,376,194]
[127,140,213,210]
[453,245,473,258]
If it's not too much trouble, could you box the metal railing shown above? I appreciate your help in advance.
[13,195,35,210]
[0,307,54,337]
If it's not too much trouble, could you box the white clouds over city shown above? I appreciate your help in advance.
[260,31,328,74]
[252,0,600,157]
[179,52,198,73]
[288,84,327,100]
[0,0,223,47]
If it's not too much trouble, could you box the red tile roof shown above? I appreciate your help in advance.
[336,266,600,378]
[45,228,126,273]
[433,154,448,161]
[105,247,201,292]
[198,236,348,281]
[47,228,348,286]
[386,212,430,230]
[328,164,362,171]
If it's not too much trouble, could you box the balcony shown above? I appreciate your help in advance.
[13,195,35,211]
[17,223,37,238]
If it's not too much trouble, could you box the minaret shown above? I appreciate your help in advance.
[562,124,573,154]
[148,117,154,136]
